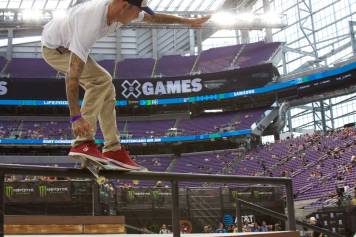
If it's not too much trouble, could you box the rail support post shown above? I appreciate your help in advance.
[236,199,243,232]
[285,180,296,230]
[171,180,180,237]
[0,172,4,237]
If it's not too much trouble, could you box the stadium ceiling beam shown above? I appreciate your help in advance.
[283,46,316,58]
[281,85,356,113]
[332,110,356,121]
[294,105,314,111]
[330,94,356,107]
[236,0,258,10]
[0,23,286,31]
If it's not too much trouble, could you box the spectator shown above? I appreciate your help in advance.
[215,222,227,233]
[309,217,322,237]
[159,224,171,234]
[352,187,356,206]
[203,225,213,233]
[351,155,356,165]
[260,220,269,232]
[250,222,261,232]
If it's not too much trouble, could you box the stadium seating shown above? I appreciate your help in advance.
[194,44,243,74]
[126,119,176,138]
[116,58,155,79]
[164,127,355,201]
[98,60,115,76]
[155,55,197,77]
[233,42,281,68]
[0,57,6,72]
[2,117,354,202]
[0,109,265,140]
[4,58,57,78]
[19,121,71,139]
[2,42,281,79]
[0,121,20,138]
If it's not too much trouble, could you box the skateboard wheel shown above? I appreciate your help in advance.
[81,160,88,169]
[97,177,106,185]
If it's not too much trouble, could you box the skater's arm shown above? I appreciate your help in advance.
[65,53,92,137]
[143,13,210,28]
[65,52,84,117]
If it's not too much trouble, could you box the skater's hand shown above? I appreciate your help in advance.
[72,117,94,137]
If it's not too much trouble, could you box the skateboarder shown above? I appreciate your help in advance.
[41,0,210,170]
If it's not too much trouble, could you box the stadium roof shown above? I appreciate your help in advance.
[0,0,227,11]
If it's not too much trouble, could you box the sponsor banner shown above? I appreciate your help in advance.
[0,64,274,100]
[118,188,172,207]
[0,129,252,145]
[37,181,71,202]
[5,182,71,203]
[1,62,355,107]
[230,187,276,202]
[5,182,36,203]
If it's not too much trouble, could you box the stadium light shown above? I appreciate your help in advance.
[204,109,223,113]
[52,9,67,19]
[260,13,283,25]
[210,12,237,26]
[21,9,43,21]
[236,13,254,23]
[210,10,285,28]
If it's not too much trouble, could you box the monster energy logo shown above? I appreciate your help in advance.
[39,185,47,198]
[231,191,239,199]
[127,190,135,201]
[151,190,161,200]
[39,185,69,198]
[5,186,34,198]
[5,186,13,198]
[253,190,260,198]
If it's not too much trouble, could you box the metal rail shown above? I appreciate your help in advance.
[0,163,296,237]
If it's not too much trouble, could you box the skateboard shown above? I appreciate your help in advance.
[70,155,129,185]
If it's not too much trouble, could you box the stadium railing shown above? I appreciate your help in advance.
[0,163,296,237]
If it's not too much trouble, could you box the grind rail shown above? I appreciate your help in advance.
[0,163,296,237]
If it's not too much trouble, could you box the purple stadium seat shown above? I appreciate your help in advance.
[98,60,115,76]
[0,57,7,72]
[234,42,281,68]
[116,58,155,79]
[195,44,243,73]
[5,58,57,78]
[126,119,176,138]
[155,55,197,77]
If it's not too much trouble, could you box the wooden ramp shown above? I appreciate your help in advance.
[4,216,125,234]
[3,233,300,237]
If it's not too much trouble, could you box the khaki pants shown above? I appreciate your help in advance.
[42,46,120,152]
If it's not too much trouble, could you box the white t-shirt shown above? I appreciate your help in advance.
[42,0,144,63]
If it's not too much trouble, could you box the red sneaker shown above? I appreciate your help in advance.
[103,148,146,170]
[69,142,107,163]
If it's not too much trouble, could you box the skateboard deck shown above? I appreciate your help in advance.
[70,155,129,185]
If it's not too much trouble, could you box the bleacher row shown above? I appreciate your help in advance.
[10,127,355,204]
[115,127,356,203]
[0,41,281,78]
[0,108,264,139]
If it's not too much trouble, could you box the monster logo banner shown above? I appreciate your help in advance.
[37,182,71,202]
[230,187,275,201]
[4,182,36,203]
[5,182,71,203]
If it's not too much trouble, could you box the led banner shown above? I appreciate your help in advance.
[5,181,71,203]
[0,64,274,101]
[0,129,252,145]
[229,187,277,202]
[0,62,355,107]
[117,187,173,208]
